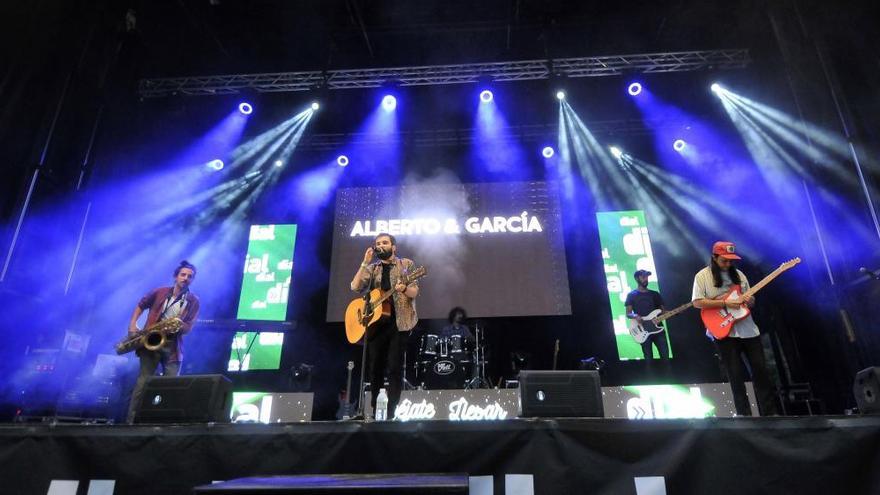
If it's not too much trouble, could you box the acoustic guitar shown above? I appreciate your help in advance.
[344,265,427,344]
[701,257,800,339]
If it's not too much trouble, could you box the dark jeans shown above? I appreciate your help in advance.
[641,331,670,360]
[367,318,407,419]
[127,349,180,423]
[715,336,778,416]
[641,331,671,381]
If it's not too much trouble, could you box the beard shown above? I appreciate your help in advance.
[376,249,393,260]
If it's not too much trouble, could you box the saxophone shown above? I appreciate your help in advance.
[115,317,183,355]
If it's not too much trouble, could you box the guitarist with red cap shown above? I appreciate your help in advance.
[692,241,778,416]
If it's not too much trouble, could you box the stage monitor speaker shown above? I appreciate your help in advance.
[134,374,232,424]
[518,370,604,418]
[854,367,880,414]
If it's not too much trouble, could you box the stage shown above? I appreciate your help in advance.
[3,415,879,494]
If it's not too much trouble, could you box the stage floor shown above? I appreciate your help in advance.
[2,415,879,494]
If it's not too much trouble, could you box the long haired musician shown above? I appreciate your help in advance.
[692,242,778,416]
[350,233,419,419]
[125,260,200,423]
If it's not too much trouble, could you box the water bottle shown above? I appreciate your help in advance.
[375,388,389,421]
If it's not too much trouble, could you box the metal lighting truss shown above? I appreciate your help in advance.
[291,118,682,151]
[139,49,749,98]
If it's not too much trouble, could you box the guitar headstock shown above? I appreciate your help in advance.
[403,265,427,283]
[780,258,801,271]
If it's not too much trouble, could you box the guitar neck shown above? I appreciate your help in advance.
[656,302,693,322]
[741,265,790,299]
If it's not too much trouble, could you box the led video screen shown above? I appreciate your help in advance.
[227,331,284,371]
[596,210,673,360]
[325,181,571,320]
[236,224,297,321]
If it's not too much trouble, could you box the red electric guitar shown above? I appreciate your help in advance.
[701,257,800,339]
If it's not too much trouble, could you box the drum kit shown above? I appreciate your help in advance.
[413,323,490,389]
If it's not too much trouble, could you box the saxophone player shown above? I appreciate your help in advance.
[126,260,200,423]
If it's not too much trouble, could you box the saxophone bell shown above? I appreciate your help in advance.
[115,317,183,355]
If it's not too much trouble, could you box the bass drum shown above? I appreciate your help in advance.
[416,357,472,390]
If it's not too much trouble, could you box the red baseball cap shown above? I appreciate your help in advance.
[712,241,742,260]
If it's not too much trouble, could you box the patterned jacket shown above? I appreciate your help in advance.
[352,257,419,332]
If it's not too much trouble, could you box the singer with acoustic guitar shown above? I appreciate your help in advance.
[350,233,419,419]
[692,241,778,416]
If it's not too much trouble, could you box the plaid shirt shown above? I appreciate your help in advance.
[352,257,419,332]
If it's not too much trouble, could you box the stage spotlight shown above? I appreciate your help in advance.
[479,90,494,103]
[556,90,566,101]
[311,101,320,111]
[336,155,349,167]
[710,83,722,94]
[609,146,623,159]
[673,139,687,152]
[238,102,253,115]
[382,94,397,111]
[542,146,555,158]
[627,82,642,96]
[274,160,284,167]
[207,159,224,171]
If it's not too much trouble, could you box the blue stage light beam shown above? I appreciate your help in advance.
[473,88,528,181]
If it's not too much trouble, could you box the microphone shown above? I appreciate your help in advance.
[860,267,880,280]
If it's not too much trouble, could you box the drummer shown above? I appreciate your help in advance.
[440,307,475,344]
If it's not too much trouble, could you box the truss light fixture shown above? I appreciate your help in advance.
[609,146,623,159]
[382,94,397,111]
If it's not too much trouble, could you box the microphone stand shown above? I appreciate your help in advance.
[354,262,376,420]
[466,321,490,389]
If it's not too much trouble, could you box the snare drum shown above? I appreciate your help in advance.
[419,334,439,356]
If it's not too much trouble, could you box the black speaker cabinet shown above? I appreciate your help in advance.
[518,370,604,418]
[854,367,880,414]
[134,374,232,424]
